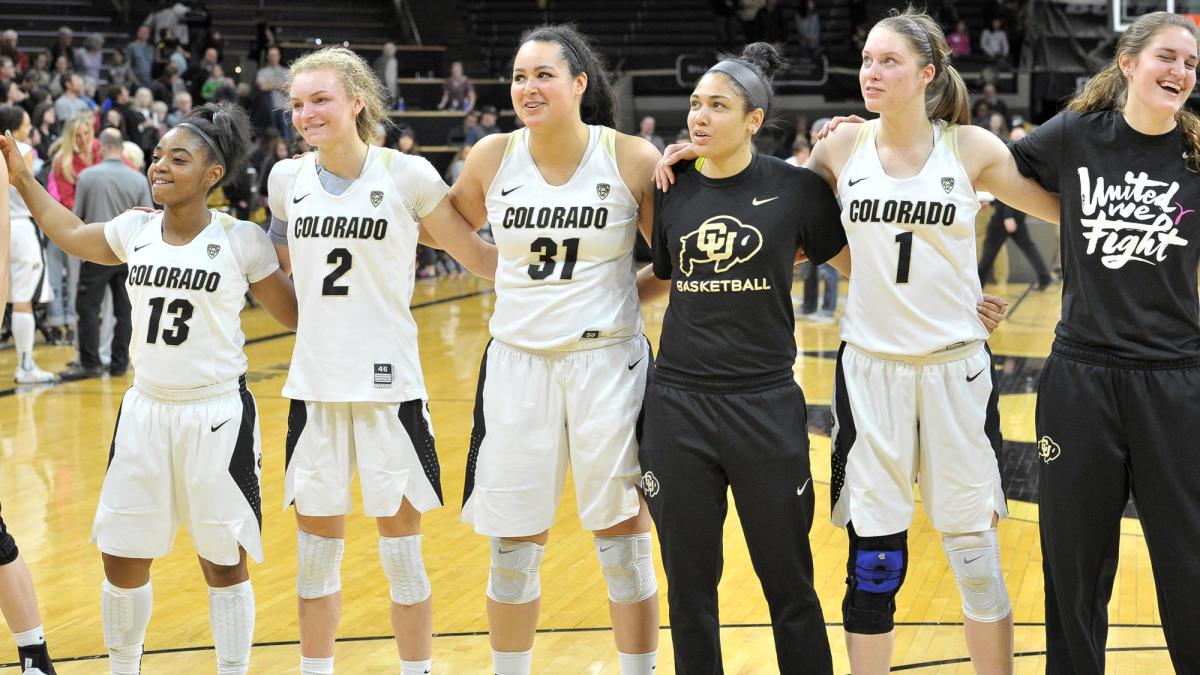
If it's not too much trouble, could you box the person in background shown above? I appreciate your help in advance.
[438,61,475,112]
[127,25,155,89]
[980,18,1009,64]
[465,105,500,145]
[374,42,400,107]
[74,33,105,83]
[637,116,665,152]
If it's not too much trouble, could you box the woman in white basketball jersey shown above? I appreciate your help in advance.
[266,47,494,675]
[447,24,662,675]
[0,107,53,384]
[3,102,297,675]
[798,9,1060,674]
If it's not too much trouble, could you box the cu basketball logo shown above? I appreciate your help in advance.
[641,471,660,498]
[678,215,763,276]
[1038,435,1062,464]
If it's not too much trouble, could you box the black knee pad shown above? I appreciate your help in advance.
[0,516,17,566]
[842,524,907,635]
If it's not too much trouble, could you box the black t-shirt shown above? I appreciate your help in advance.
[1012,110,1200,360]
[652,154,847,378]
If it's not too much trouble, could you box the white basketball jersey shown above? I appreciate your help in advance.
[271,146,448,402]
[104,210,280,390]
[838,120,988,355]
[486,126,641,351]
[8,142,32,220]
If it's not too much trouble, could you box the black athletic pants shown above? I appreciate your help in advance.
[639,368,832,675]
[1036,339,1200,675]
[976,201,1051,286]
[75,261,132,371]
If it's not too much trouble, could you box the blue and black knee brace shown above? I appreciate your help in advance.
[0,514,18,566]
[843,525,908,635]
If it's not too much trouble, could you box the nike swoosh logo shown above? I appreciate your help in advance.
[501,186,523,196]
[848,177,869,186]
[628,358,643,371]
[133,243,152,252]
[752,196,779,206]
[497,546,519,555]
[967,368,986,382]
[963,555,984,565]
[797,477,811,496]
[599,544,616,552]
[210,419,231,433]
[292,193,311,204]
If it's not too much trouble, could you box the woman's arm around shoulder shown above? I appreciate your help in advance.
[957,124,1060,224]
[805,121,863,190]
[615,131,663,242]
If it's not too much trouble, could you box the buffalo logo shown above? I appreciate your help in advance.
[207,244,220,259]
[641,471,660,498]
[679,215,763,276]
[1038,435,1061,464]
[596,183,610,200]
[941,177,955,193]
[370,190,384,207]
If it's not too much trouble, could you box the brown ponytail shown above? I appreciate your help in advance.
[876,6,971,126]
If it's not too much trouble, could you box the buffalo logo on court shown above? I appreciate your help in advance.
[207,244,220,259]
[370,190,384,207]
[1038,435,1061,463]
[641,471,660,498]
[941,177,955,193]
[678,215,763,276]
[596,183,610,200]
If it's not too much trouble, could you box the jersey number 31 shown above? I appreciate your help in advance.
[528,237,580,280]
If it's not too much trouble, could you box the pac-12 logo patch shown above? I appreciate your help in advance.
[370,190,384,207]
[679,215,763,276]
[374,363,393,387]
[207,244,220,259]
[941,177,955,193]
[641,471,660,498]
[1038,435,1061,463]
[596,183,610,200]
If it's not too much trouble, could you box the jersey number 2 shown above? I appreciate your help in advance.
[894,232,912,284]
[322,248,352,295]
[146,297,193,345]
[528,237,580,280]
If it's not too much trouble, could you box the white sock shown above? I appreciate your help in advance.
[209,580,254,675]
[401,658,432,674]
[492,649,532,675]
[618,650,657,674]
[299,655,334,675]
[102,580,152,675]
[11,312,34,371]
[11,625,44,648]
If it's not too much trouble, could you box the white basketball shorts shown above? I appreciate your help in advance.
[830,340,1007,536]
[92,376,264,565]
[8,217,51,304]
[284,400,442,517]
[461,337,651,537]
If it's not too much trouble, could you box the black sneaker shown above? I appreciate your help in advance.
[45,327,64,345]
[58,364,105,381]
[16,642,55,674]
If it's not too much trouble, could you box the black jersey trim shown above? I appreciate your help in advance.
[983,344,1003,465]
[462,339,492,509]
[398,400,443,505]
[107,395,126,470]
[284,399,307,471]
[230,388,262,529]
[830,342,856,513]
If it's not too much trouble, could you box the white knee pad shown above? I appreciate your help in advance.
[379,535,432,606]
[487,538,544,605]
[943,528,1012,623]
[297,531,345,600]
[595,533,658,604]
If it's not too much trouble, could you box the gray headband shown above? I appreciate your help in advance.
[708,60,770,114]
[177,122,226,171]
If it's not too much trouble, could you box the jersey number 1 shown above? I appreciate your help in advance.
[146,297,193,345]
[528,237,580,280]
[894,232,912,284]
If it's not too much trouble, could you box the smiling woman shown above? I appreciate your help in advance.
[1,101,300,675]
